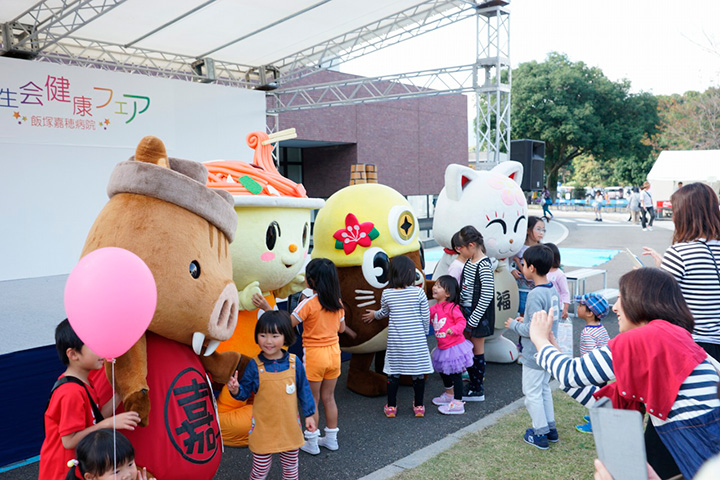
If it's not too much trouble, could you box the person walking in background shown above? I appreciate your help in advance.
[592,190,604,222]
[628,186,641,224]
[643,182,720,361]
[363,255,433,418]
[640,181,655,231]
[541,185,553,222]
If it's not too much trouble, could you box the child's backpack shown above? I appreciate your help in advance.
[45,376,104,422]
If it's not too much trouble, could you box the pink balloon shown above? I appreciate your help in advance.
[65,247,157,359]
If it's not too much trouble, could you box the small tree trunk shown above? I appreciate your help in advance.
[547,168,559,199]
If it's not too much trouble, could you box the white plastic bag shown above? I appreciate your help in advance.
[553,296,574,356]
[552,297,573,357]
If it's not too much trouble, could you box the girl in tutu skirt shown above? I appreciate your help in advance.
[429,275,475,414]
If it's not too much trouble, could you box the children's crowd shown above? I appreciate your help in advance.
[38,214,720,479]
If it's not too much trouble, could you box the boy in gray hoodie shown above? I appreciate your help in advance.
[505,245,560,450]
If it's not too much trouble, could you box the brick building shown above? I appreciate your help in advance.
[275,70,468,198]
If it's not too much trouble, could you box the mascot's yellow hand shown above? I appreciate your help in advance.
[274,273,306,299]
[238,281,263,311]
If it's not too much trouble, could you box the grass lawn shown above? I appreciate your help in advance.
[395,390,598,480]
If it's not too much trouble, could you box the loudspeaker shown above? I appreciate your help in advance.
[510,139,545,191]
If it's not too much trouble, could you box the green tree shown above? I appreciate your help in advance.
[652,88,720,153]
[511,53,659,193]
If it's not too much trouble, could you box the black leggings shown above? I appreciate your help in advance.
[387,375,425,407]
[440,373,464,400]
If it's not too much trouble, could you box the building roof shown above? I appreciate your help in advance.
[648,150,720,181]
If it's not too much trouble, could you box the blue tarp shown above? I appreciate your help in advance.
[559,247,620,267]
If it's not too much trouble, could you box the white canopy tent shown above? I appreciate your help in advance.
[647,149,720,208]
[1,0,473,88]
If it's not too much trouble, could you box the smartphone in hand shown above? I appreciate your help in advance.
[590,397,648,480]
[624,248,645,268]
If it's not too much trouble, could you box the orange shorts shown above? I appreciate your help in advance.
[303,344,341,382]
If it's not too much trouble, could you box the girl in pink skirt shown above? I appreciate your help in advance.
[429,275,475,414]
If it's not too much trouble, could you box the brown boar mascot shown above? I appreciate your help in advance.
[80,136,242,479]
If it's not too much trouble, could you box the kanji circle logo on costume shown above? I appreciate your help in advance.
[164,367,219,464]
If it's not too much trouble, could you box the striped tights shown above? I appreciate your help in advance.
[250,449,299,480]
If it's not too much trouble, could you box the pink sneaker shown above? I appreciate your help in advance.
[413,405,425,417]
[432,392,454,406]
[384,405,397,418]
[438,400,466,415]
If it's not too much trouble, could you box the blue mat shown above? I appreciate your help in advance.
[559,248,620,267]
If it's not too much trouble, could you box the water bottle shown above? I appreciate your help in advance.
[554,296,574,356]
[551,296,559,322]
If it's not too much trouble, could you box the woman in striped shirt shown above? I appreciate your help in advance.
[643,182,720,361]
[529,268,720,479]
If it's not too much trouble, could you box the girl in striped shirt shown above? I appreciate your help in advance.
[529,268,720,479]
[363,255,432,418]
[455,226,494,402]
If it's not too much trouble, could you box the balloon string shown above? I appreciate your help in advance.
[112,359,117,480]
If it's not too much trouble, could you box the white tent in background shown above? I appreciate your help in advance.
[647,150,720,215]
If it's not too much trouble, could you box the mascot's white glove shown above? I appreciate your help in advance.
[274,273,306,300]
[238,281,263,311]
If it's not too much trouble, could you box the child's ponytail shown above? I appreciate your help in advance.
[65,459,79,480]
[305,258,343,312]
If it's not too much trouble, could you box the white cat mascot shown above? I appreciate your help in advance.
[432,162,527,363]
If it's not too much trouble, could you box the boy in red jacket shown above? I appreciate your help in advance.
[39,319,140,480]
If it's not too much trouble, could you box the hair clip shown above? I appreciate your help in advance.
[67,459,79,468]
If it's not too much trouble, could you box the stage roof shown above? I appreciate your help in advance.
[1,0,474,86]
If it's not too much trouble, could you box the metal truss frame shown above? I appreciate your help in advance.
[4,0,129,54]
[474,2,511,165]
[2,0,473,87]
[271,0,476,84]
[269,64,476,112]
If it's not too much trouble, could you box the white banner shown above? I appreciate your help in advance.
[0,57,266,281]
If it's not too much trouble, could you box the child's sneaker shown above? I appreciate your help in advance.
[432,392,454,406]
[413,405,425,417]
[462,384,485,402]
[583,415,590,422]
[576,422,593,433]
[438,400,465,415]
[547,428,559,443]
[523,428,549,450]
[383,405,397,418]
[461,370,470,382]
